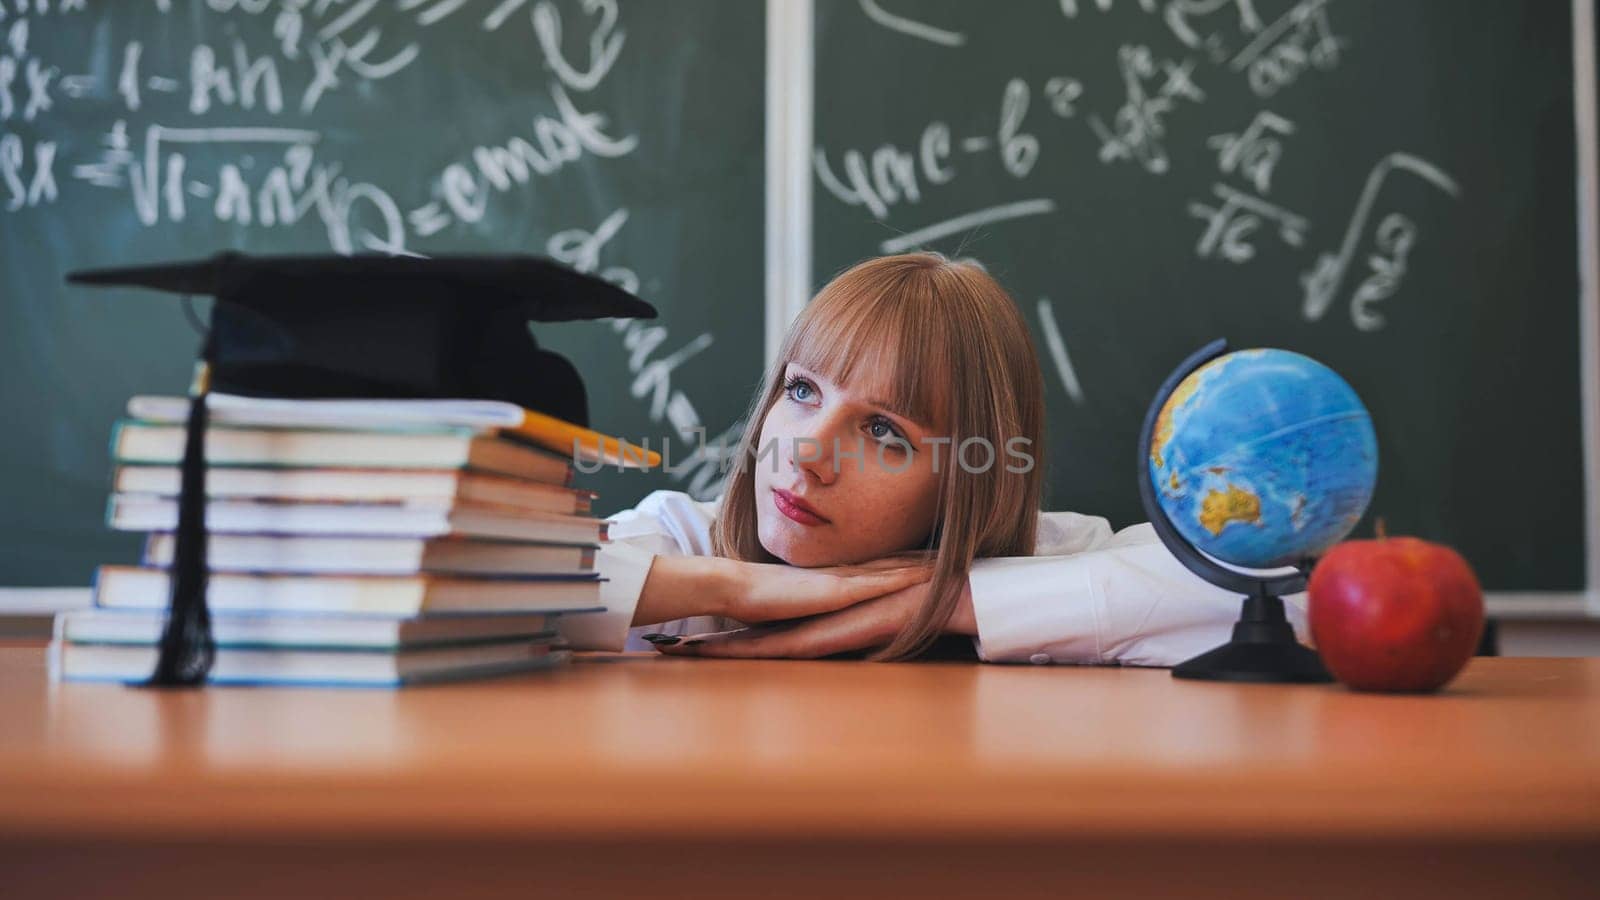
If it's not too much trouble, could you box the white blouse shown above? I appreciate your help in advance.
[557,490,1310,667]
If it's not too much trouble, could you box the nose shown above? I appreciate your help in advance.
[786,408,858,487]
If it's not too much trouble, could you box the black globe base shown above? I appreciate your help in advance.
[1171,594,1332,683]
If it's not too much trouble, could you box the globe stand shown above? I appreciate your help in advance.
[1139,339,1333,684]
[1169,591,1331,683]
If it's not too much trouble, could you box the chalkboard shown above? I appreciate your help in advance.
[0,1,764,585]
[813,0,1588,593]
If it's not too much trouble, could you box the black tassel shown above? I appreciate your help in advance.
[140,376,215,688]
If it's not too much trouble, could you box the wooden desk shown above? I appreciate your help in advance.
[1,649,1596,899]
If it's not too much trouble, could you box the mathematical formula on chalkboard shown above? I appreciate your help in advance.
[811,0,1587,591]
[0,1,643,254]
[0,2,768,585]
[819,0,1463,406]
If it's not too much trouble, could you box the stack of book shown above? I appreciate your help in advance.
[52,394,616,687]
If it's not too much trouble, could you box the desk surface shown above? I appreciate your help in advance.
[1,649,1597,843]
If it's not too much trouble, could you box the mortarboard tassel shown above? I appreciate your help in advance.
[141,362,216,687]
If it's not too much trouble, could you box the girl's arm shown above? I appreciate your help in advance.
[556,490,708,652]
[966,516,1309,667]
[650,511,1307,666]
[559,490,933,652]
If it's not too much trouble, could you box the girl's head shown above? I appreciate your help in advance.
[712,252,1047,660]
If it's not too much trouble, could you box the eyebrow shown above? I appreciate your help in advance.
[791,365,931,430]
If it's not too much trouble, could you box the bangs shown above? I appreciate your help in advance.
[783,263,954,434]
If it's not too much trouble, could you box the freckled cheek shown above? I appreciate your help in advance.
[891,460,942,544]
[841,454,933,538]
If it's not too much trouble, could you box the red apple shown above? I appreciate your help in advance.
[1308,536,1485,692]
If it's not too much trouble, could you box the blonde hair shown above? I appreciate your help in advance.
[711,252,1048,660]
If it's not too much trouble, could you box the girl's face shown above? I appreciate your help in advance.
[754,361,945,566]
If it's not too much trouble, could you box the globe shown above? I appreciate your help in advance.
[1148,348,1378,569]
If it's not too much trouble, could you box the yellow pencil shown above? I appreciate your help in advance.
[508,407,661,469]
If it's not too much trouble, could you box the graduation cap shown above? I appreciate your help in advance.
[68,252,657,688]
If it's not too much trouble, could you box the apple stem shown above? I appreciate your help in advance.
[1375,517,1388,540]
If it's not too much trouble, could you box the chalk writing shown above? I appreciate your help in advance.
[815,77,1063,220]
[1087,44,1204,174]
[531,0,625,91]
[1043,76,1083,118]
[0,14,56,123]
[11,0,644,263]
[1188,182,1307,263]
[859,0,966,47]
[1060,0,1157,18]
[1301,153,1460,331]
[0,131,54,208]
[1229,0,1344,99]
[879,198,1057,254]
[1165,0,1262,61]
[1207,109,1291,194]
[547,208,734,499]
[1036,297,1086,405]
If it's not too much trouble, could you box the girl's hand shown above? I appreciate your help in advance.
[633,553,935,628]
[721,553,936,623]
[647,577,978,659]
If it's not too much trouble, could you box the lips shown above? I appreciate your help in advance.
[773,488,829,526]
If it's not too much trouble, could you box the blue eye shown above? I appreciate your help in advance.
[787,375,908,448]
[783,375,814,401]
[869,417,907,446]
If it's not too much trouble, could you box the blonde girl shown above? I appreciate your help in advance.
[558,253,1307,664]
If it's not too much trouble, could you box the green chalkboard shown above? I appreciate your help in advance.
[813,0,1587,592]
[0,1,764,585]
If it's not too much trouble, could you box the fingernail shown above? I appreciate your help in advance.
[642,633,681,645]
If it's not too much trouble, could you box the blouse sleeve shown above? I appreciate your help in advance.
[966,512,1310,667]
[555,490,725,652]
